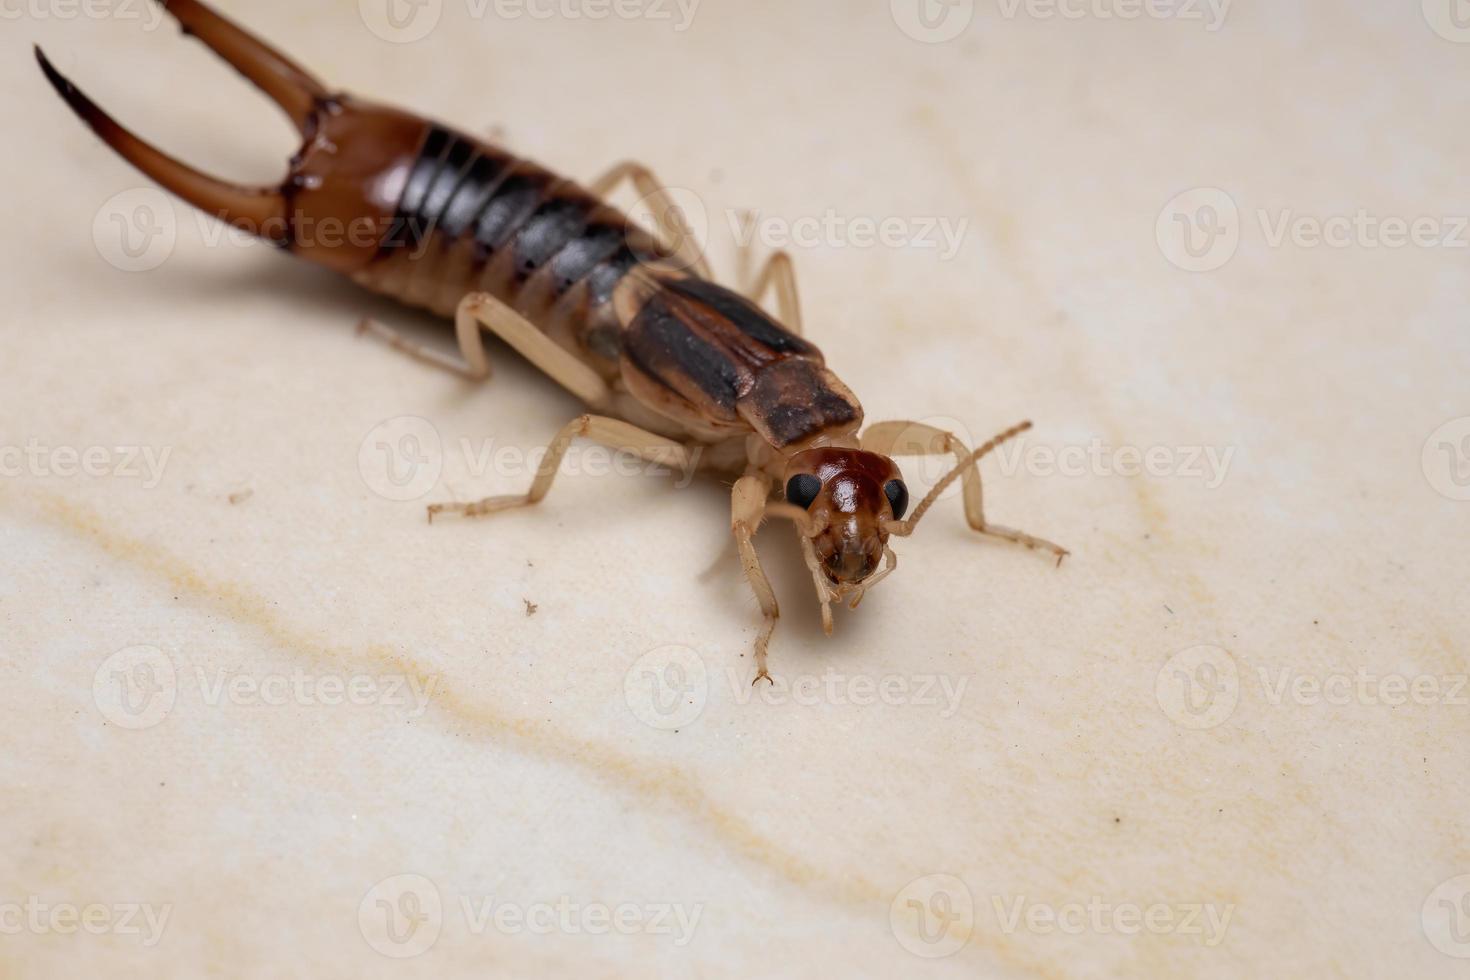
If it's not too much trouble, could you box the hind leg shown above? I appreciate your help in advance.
[358,292,612,409]
[589,160,711,279]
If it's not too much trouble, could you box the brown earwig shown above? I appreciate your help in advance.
[36,0,1068,683]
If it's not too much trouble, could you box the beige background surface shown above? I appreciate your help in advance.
[3,0,1469,976]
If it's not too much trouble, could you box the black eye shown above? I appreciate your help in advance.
[785,473,822,509]
[884,479,909,520]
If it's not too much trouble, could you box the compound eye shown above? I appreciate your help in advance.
[785,473,822,509]
[883,479,909,520]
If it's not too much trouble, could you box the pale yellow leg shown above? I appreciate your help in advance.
[589,160,712,279]
[730,474,780,684]
[428,415,692,523]
[359,292,611,409]
[862,419,1068,564]
[744,251,802,334]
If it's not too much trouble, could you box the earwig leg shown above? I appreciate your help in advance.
[355,318,485,380]
[589,161,712,279]
[742,250,802,334]
[863,419,1069,565]
[730,475,780,684]
[458,292,613,408]
[428,415,692,523]
[357,293,612,409]
[797,533,835,635]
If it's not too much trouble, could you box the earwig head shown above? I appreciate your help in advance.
[782,448,908,587]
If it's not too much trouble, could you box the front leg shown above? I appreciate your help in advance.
[428,415,694,522]
[861,419,1068,563]
[730,474,781,685]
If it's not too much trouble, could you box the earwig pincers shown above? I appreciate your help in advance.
[37,0,1068,684]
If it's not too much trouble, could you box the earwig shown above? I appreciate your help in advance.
[37,0,1068,683]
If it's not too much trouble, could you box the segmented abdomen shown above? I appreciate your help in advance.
[352,124,666,358]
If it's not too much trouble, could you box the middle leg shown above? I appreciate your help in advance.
[428,415,694,522]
